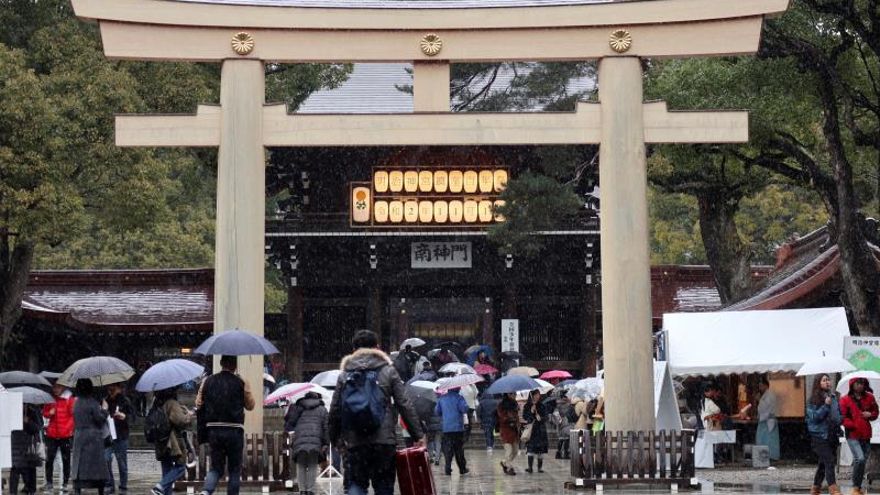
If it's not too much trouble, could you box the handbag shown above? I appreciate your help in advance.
[520,423,533,443]
[25,434,45,463]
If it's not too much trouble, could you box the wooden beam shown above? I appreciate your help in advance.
[72,0,789,31]
[97,17,767,62]
[115,105,220,147]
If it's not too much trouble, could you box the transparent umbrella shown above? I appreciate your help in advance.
[58,356,134,387]
[311,370,342,388]
[6,386,54,404]
[0,371,51,388]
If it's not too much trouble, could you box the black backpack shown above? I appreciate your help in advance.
[144,403,172,444]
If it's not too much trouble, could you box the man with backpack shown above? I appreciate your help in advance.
[195,355,256,495]
[329,329,425,495]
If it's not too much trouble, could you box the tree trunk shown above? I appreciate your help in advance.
[696,191,754,304]
[0,236,34,359]
[814,65,880,336]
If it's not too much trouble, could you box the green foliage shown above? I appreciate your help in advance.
[488,171,583,257]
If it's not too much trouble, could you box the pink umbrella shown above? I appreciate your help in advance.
[540,370,573,380]
[474,363,499,375]
[264,382,318,405]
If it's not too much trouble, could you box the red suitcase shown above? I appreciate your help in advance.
[396,447,437,495]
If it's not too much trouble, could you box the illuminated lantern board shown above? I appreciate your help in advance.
[352,167,509,227]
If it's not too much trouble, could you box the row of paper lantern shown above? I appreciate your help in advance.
[373,169,508,194]
[354,197,506,223]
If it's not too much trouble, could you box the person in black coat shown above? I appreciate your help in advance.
[11,404,43,495]
[284,392,328,495]
[523,389,549,474]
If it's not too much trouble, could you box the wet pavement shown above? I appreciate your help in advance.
[8,449,858,494]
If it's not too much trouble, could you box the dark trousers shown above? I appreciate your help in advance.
[11,467,37,494]
[104,438,129,492]
[45,437,72,486]
[811,435,839,487]
[203,427,244,495]
[556,438,571,459]
[442,431,467,474]
[347,444,396,495]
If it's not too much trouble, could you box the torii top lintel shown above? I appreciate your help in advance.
[72,0,788,63]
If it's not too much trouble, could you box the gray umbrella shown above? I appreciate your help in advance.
[6,386,54,404]
[194,328,280,356]
[58,356,134,387]
[135,359,204,392]
[0,371,51,387]
[39,371,62,381]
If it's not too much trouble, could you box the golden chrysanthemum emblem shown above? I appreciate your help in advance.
[231,32,255,55]
[609,29,632,53]
[420,34,443,57]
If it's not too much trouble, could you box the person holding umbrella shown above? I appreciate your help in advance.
[496,392,521,476]
[10,401,43,495]
[523,389,549,473]
[196,355,256,495]
[71,379,110,494]
[149,387,195,495]
[103,383,133,495]
[43,382,76,493]
[806,374,843,495]
[283,391,329,495]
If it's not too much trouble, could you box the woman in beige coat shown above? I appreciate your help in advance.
[150,387,193,495]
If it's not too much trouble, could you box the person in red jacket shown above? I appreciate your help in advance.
[43,383,77,492]
[839,377,879,495]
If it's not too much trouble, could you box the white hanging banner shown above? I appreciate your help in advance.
[411,242,472,268]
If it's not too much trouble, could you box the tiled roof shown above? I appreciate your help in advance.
[23,265,723,332]
[177,0,614,8]
[296,62,595,114]
[22,269,213,333]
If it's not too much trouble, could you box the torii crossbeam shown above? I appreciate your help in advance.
[74,0,789,436]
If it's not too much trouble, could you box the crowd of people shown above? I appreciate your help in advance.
[6,333,606,495]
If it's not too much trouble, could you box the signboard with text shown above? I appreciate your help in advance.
[411,242,472,269]
[501,319,519,353]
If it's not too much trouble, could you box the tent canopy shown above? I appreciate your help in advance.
[664,307,850,377]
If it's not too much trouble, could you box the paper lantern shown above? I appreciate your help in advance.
[418,171,433,193]
[389,201,404,223]
[433,201,448,223]
[478,200,493,222]
[404,171,419,192]
[373,171,389,193]
[418,201,433,223]
[493,169,508,192]
[448,171,464,193]
[404,200,419,222]
[351,187,371,223]
[463,200,479,222]
[389,171,404,192]
[493,200,506,222]
[433,171,449,193]
[463,171,479,193]
[478,170,494,193]
[448,200,463,223]
[374,201,389,223]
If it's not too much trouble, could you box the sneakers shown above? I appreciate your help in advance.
[460,468,470,476]
[186,452,197,469]
[150,485,163,495]
[42,484,54,494]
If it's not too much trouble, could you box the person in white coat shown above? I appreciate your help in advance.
[756,376,780,460]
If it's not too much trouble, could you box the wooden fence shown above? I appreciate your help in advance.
[177,432,293,492]
[567,429,697,490]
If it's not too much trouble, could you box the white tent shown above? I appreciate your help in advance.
[654,361,683,431]
[664,307,851,377]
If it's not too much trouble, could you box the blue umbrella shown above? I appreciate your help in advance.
[484,375,540,395]
[465,344,493,365]
[135,359,205,392]
[194,329,280,356]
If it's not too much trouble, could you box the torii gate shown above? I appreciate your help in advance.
[73,0,788,435]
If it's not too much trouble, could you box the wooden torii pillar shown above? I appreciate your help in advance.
[73,0,788,435]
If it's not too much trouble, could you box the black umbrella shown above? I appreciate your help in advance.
[0,371,51,387]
